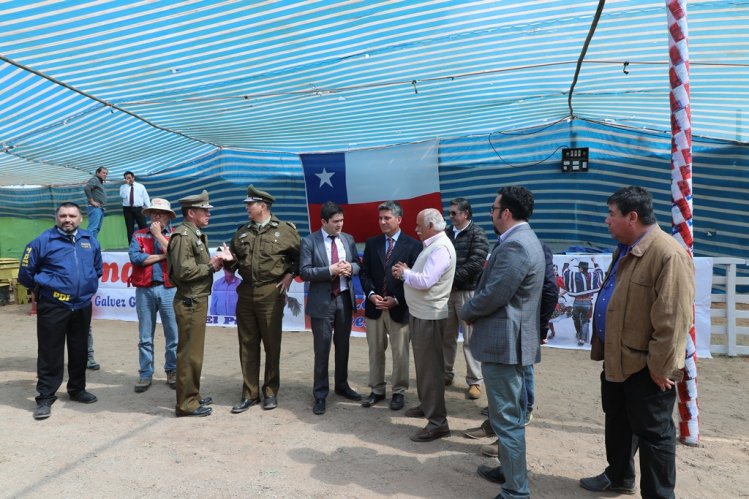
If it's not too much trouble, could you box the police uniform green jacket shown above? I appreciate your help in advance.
[167,221,214,298]
[229,215,300,285]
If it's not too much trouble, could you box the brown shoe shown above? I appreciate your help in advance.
[464,419,495,439]
[410,425,450,442]
[466,384,481,399]
[481,439,499,458]
[134,377,152,393]
[404,406,425,418]
[166,371,176,389]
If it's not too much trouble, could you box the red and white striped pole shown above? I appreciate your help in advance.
[666,0,700,446]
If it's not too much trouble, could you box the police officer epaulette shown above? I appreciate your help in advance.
[284,221,297,231]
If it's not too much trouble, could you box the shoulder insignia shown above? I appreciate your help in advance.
[239,232,248,239]
[285,221,297,230]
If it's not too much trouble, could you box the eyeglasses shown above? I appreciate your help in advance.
[489,205,503,214]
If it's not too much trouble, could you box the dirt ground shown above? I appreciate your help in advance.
[1,303,748,498]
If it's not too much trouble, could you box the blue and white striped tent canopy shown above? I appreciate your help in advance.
[0,1,747,260]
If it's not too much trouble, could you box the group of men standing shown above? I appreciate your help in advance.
[21,178,694,499]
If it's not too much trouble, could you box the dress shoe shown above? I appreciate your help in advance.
[444,376,454,386]
[389,393,404,411]
[579,472,636,494]
[176,405,212,418]
[199,396,213,406]
[313,398,326,415]
[477,464,506,484]
[481,439,499,458]
[410,425,450,442]
[33,403,52,420]
[134,377,152,393]
[334,386,362,401]
[464,419,495,439]
[404,406,425,418]
[481,406,489,417]
[69,391,98,404]
[166,371,177,389]
[466,384,481,399]
[231,398,260,414]
[361,392,385,408]
[86,358,100,370]
[263,395,278,410]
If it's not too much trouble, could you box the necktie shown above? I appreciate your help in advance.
[129,185,134,207]
[382,237,394,295]
[330,235,340,296]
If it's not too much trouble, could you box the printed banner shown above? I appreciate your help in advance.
[93,252,306,331]
[546,254,712,358]
[300,140,442,242]
[91,251,712,354]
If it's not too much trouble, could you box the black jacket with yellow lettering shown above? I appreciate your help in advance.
[18,227,103,310]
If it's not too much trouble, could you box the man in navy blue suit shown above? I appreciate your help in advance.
[359,201,421,411]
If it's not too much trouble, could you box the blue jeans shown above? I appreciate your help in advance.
[522,365,534,413]
[483,362,530,498]
[86,206,104,239]
[136,285,178,378]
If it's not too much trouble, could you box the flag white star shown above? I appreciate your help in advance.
[315,168,335,188]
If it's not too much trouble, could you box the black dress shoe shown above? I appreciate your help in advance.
[176,405,212,418]
[199,396,213,406]
[313,398,326,415]
[33,403,52,420]
[263,396,277,410]
[361,392,385,408]
[410,425,450,442]
[390,393,404,411]
[579,472,636,494]
[477,464,506,484]
[334,386,362,401]
[231,398,261,414]
[69,391,98,404]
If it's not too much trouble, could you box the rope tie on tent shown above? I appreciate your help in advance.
[666,0,700,446]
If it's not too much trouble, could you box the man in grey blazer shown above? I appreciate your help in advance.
[300,201,362,415]
[460,186,545,499]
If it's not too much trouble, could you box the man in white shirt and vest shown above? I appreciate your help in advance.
[120,171,151,244]
[392,208,456,442]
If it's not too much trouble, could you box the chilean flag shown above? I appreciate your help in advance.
[301,140,442,242]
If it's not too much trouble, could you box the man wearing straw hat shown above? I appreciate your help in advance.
[128,198,179,394]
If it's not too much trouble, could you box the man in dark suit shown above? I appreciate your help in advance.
[461,186,546,498]
[300,201,362,415]
[359,201,421,411]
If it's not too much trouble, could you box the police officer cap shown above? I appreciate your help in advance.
[178,190,213,209]
[244,185,275,204]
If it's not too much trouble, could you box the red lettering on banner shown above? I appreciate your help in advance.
[101,262,119,283]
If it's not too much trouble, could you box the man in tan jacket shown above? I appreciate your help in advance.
[580,186,694,499]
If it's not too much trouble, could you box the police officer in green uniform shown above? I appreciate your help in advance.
[167,190,225,417]
[228,185,301,412]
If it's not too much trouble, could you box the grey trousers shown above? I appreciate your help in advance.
[411,316,448,430]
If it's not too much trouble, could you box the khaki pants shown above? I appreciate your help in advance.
[444,290,483,386]
[365,311,410,395]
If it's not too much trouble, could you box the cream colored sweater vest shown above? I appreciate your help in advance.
[404,233,456,320]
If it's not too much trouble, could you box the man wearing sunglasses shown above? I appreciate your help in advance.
[444,198,489,399]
